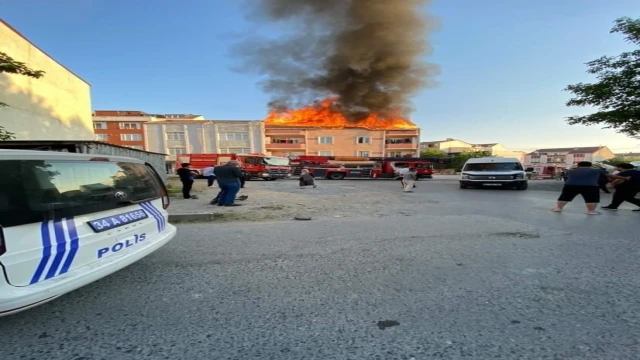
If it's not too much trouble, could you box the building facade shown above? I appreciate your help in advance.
[0,19,93,140]
[92,111,148,150]
[144,120,266,171]
[420,138,526,162]
[265,127,420,157]
[524,146,615,168]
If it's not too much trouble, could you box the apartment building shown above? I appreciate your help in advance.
[92,111,147,149]
[524,146,615,168]
[92,110,205,150]
[265,127,420,157]
[1,19,93,140]
[144,120,266,172]
[420,138,526,162]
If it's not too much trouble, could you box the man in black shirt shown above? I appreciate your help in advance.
[176,163,199,199]
[602,163,640,211]
[214,160,243,206]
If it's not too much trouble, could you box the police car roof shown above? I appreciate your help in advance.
[0,149,145,163]
[464,157,522,164]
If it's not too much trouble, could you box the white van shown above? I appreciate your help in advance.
[0,150,177,316]
[459,157,528,190]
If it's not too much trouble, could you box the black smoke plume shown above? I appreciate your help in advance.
[233,0,438,120]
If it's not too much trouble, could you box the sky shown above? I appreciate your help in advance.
[1,0,639,152]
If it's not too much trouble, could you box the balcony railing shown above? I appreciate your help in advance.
[385,130,419,136]
[385,143,417,149]
[265,128,306,136]
[266,143,306,149]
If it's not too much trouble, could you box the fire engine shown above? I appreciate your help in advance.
[290,155,450,180]
[175,153,291,181]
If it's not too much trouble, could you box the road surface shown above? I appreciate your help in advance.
[2,180,639,359]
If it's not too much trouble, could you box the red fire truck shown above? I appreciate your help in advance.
[175,153,291,181]
[290,156,449,180]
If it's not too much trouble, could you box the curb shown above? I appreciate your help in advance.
[168,214,218,223]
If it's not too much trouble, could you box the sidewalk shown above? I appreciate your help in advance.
[166,179,435,223]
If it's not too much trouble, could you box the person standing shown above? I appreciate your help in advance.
[176,163,199,199]
[402,167,417,192]
[551,161,606,215]
[602,163,640,211]
[214,160,243,207]
[202,165,216,187]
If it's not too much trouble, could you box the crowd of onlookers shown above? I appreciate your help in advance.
[553,162,640,215]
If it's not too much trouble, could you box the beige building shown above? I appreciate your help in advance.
[0,19,93,140]
[420,138,526,162]
[265,127,420,157]
[524,146,615,168]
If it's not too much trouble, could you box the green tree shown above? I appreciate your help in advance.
[0,51,46,140]
[603,156,640,166]
[564,17,640,137]
[450,151,492,171]
[420,148,446,158]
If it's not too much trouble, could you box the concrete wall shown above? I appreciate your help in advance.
[0,20,93,140]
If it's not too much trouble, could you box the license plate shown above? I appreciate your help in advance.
[88,209,149,233]
[484,183,502,186]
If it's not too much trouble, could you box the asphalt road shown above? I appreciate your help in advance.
[2,180,639,360]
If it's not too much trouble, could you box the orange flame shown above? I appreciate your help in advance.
[264,98,418,130]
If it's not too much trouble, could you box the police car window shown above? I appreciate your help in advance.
[0,160,162,228]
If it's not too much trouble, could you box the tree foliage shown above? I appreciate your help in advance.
[449,151,492,171]
[602,156,640,165]
[564,17,640,137]
[0,51,46,140]
[420,148,447,158]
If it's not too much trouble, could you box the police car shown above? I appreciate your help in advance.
[0,150,177,316]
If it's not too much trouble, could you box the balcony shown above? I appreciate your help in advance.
[266,143,306,149]
[385,130,419,137]
[385,143,418,150]
[265,128,306,136]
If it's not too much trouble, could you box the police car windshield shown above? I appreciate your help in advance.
[0,160,163,228]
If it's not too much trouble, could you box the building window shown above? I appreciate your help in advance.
[357,136,371,144]
[272,138,301,144]
[358,151,370,157]
[169,147,187,155]
[95,134,108,141]
[386,138,412,144]
[119,122,141,130]
[319,137,333,144]
[573,153,585,158]
[387,152,403,158]
[166,132,186,141]
[223,133,249,141]
[128,145,144,150]
[94,122,107,130]
[120,134,142,141]
[227,148,250,154]
[318,151,332,156]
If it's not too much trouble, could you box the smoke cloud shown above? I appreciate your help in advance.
[233,0,438,120]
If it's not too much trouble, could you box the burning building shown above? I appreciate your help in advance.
[264,99,420,158]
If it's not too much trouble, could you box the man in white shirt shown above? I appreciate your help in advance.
[396,167,416,189]
[202,165,216,187]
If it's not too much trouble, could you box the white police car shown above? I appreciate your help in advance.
[0,150,177,316]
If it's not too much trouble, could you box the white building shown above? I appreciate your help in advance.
[524,146,615,168]
[144,120,266,172]
[420,138,526,162]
